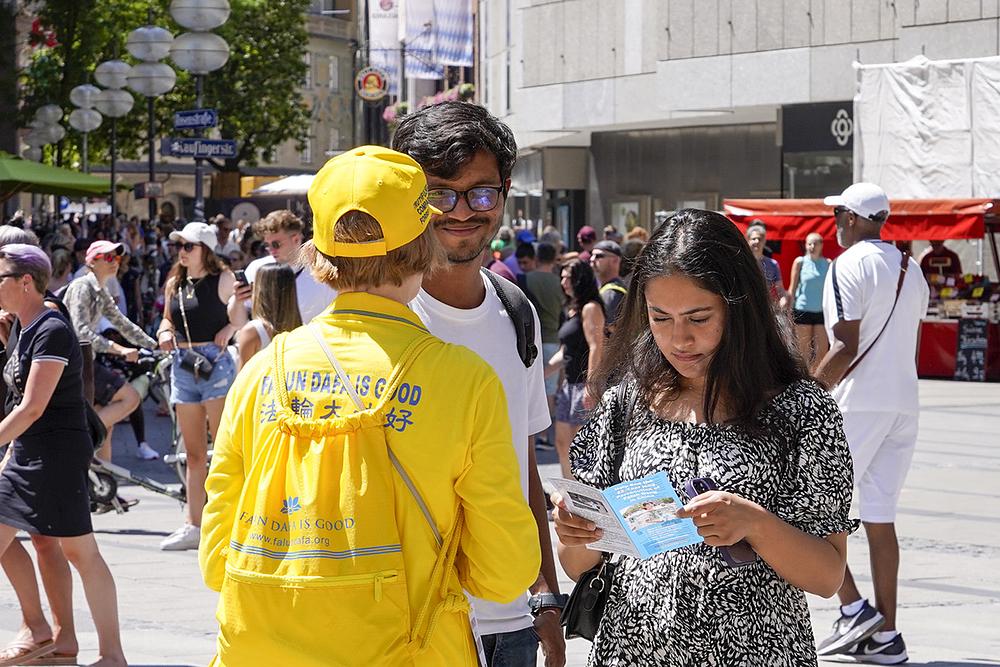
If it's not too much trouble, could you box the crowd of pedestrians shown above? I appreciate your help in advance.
[0,100,931,667]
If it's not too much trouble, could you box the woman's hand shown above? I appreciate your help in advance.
[214,324,235,348]
[550,492,603,547]
[676,490,768,547]
[158,330,176,352]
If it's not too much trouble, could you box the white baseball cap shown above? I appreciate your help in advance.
[823,183,890,223]
[169,221,219,252]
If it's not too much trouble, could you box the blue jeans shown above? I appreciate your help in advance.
[480,626,538,667]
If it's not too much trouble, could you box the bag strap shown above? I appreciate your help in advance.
[176,279,226,362]
[610,381,638,486]
[176,281,195,345]
[834,248,910,380]
[481,268,538,368]
[306,325,443,547]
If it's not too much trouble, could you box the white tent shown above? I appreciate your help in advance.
[250,174,314,196]
[855,55,1000,198]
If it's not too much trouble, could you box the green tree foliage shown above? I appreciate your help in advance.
[19,0,310,172]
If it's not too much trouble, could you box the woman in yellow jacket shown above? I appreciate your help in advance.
[199,146,540,666]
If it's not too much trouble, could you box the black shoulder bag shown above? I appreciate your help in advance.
[561,381,638,641]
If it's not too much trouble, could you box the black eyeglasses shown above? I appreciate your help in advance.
[427,186,505,213]
[0,272,24,281]
[171,242,198,252]
[833,206,851,217]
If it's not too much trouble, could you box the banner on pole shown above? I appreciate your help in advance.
[369,0,401,96]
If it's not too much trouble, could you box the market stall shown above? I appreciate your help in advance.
[723,198,1000,381]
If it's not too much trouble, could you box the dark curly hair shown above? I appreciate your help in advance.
[592,209,806,427]
[563,259,604,315]
[391,101,517,183]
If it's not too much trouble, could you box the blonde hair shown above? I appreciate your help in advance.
[625,226,649,243]
[806,232,824,244]
[300,210,443,290]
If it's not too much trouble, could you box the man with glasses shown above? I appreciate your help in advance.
[815,183,929,665]
[394,102,566,667]
[590,239,627,330]
[62,241,157,462]
[229,210,336,325]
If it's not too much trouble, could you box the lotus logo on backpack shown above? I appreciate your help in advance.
[280,497,301,515]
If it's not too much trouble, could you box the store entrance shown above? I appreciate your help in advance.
[548,189,585,250]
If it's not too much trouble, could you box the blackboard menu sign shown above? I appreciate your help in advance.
[954,318,989,382]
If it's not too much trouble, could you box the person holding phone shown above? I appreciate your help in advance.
[156,222,239,551]
[551,210,857,666]
[227,210,337,326]
[235,263,301,369]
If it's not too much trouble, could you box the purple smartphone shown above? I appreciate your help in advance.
[683,477,759,568]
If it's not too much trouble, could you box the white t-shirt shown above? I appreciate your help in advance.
[409,272,550,636]
[245,255,337,323]
[823,240,929,415]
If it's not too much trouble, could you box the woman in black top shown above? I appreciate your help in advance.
[546,259,605,478]
[155,222,238,551]
[0,244,126,667]
[551,210,855,667]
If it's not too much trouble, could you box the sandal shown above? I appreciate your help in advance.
[0,639,55,666]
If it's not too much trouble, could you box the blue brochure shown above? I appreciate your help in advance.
[549,472,703,559]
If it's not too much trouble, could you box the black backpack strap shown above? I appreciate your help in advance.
[481,268,538,368]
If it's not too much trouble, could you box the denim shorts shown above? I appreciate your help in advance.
[170,343,236,404]
[555,381,590,426]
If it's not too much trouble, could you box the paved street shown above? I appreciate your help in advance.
[1,379,998,665]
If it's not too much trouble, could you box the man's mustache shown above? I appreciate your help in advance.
[432,215,493,228]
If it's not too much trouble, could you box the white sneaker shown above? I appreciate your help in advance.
[136,442,160,460]
[160,523,200,551]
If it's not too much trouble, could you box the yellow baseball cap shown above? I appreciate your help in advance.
[308,145,440,257]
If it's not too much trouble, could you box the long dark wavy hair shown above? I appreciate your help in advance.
[563,259,604,315]
[591,209,806,427]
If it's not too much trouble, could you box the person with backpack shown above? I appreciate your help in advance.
[394,102,567,667]
[591,240,628,331]
[199,146,540,666]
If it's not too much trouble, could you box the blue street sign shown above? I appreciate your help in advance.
[173,108,218,130]
[161,137,238,159]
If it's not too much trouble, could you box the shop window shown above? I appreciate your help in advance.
[304,52,313,88]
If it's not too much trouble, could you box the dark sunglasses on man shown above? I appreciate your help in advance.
[427,186,505,213]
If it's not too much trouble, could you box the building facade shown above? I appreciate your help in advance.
[480,0,1000,244]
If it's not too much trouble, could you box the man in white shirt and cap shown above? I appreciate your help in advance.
[815,183,929,665]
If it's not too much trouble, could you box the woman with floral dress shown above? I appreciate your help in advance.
[551,209,857,666]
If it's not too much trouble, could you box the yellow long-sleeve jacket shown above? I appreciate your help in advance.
[199,292,540,666]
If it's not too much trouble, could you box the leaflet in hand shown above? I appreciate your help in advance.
[549,472,703,559]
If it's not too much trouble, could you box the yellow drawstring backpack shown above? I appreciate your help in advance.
[217,325,474,666]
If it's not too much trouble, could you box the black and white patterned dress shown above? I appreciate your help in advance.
[570,379,857,667]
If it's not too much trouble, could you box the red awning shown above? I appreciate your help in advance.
[723,198,997,241]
